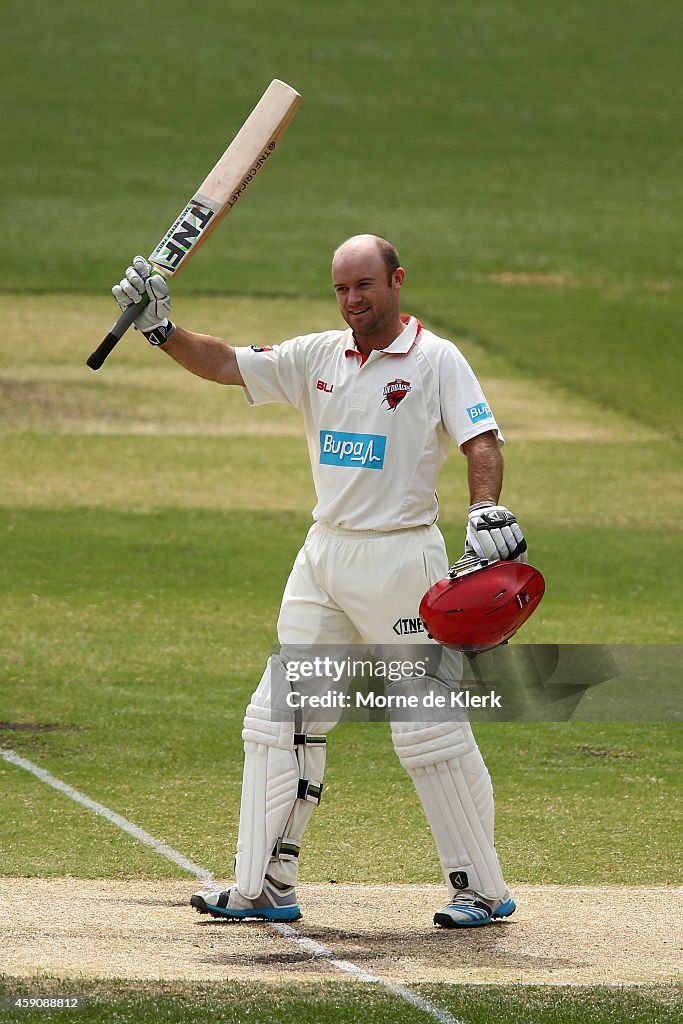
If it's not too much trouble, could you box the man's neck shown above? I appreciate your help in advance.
[353,316,406,356]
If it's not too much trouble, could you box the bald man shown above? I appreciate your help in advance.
[112,236,526,928]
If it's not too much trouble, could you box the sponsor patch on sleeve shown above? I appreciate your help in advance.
[466,403,494,424]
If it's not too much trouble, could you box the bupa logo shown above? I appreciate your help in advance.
[392,617,425,636]
[319,430,386,470]
[466,403,493,424]
[150,200,217,273]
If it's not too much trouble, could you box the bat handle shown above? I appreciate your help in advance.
[86,299,146,370]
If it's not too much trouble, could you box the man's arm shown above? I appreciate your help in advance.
[462,430,503,505]
[160,326,244,386]
[460,430,527,562]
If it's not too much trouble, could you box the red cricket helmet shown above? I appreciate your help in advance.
[419,556,545,653]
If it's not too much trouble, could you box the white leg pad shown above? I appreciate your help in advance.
[235,700,299,898]
[391,716,508,901]
[234,656,327,897]
[265,737,327,889]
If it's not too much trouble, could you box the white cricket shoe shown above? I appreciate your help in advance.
[190,877,302,922]
[434,892,516,928]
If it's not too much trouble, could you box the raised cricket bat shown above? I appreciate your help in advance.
[87,79,301,370]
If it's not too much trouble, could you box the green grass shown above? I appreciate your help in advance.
[2,1,682,434]
[1,504,681,882]
[0,980,680,1024]
[1,292,681,886]
[423,282,683,440]
[1,295,680,1024]
[2,2,682,1016]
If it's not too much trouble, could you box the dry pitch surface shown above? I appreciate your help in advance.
[2,879,682,986]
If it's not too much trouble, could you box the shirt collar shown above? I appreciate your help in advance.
[344,315,422,358]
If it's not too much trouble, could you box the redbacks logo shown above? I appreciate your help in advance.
[250,346,273,352]
[382,379,411,411]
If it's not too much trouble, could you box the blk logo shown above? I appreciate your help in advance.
[316,379,334,393]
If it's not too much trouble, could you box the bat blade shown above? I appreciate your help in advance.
[148,80,300,277]
[87,79,300,370]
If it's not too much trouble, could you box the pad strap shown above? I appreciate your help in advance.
[297,778,323,803]
[272,836,301,860]
[295,734,325,803]
[294,733,327,746]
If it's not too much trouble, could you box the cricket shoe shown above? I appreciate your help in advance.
[190,878,302,922]
[434,892,516,928]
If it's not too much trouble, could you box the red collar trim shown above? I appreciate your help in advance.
[344,315,422,360]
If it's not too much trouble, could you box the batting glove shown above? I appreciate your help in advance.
[466,502,528,562]
[112,255,175,346]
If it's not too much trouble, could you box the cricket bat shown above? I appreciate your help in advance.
[87,79,301,370]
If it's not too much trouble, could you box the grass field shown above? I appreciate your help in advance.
[1,979,681,1024]
[2,1,682,1021]
[2,297,680,1022]
[3,1,683,436]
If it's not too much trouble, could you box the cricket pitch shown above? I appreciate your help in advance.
[2,879,681,986]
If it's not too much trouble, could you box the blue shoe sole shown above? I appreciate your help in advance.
[434,896,517,928]
[493,897,516,918]
[433,910,492,928]
[190,893,302,922]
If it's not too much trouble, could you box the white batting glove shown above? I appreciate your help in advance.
[112,256,175,346]
[466,502,528,563]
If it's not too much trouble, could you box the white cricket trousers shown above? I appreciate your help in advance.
[238,521,508,903]
[277,520,453,647]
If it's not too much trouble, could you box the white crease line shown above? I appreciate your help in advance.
[271,922,464,1024]
[1,749,214,884]
[3,747,464,1024]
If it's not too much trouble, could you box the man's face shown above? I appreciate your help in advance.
[331,244,404,339]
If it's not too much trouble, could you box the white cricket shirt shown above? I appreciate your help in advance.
[235,316,502,532]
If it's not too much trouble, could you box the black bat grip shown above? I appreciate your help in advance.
[86,299,146,370]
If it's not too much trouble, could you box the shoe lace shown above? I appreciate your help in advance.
[450,892,490,909]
